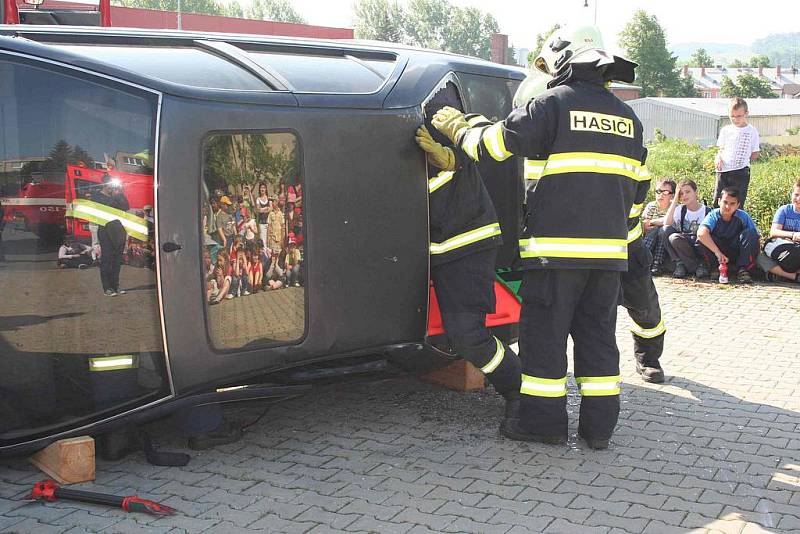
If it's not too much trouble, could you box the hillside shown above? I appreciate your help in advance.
[673,32,800,66]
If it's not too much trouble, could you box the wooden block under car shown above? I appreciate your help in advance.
[422,359,486,391]
[30,436,95,484]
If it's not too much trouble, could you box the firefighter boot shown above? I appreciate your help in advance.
[500,419,567,445]
[636,361,665,384]
[96,426,141,461]
[578,428,610,450]
[499,392,519,436]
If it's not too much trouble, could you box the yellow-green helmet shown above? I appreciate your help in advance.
[512,71,550,109]
[533,25,636,83]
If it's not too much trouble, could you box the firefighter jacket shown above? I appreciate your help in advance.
[428,149,501,266]
[67,188,149,242]
[454,67,648,271]
[626,146,652,259]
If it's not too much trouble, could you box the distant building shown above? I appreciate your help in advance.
[609,82,641,102]
[514,48,530,67]
[682,66,800,98]
[10,0,354,39]
[628,97,800,146]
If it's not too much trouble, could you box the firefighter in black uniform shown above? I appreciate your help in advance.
[415,82,522,428]
[513,70,667,385]
[92,173,129,296]
[431,26,645,449]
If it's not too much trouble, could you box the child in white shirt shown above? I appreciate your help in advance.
[713,97,760,209]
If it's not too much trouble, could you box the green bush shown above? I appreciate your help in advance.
[645,138,800,235]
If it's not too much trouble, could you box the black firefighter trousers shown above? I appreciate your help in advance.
[431,248,521,398]
[98,219,126,293]
[518,268,621,441]
[621,244,665,369]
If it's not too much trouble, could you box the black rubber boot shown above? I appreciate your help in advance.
[500,419,567,444]
[498,394,520,437]
[96,427,140,461]
[187,420,243,451]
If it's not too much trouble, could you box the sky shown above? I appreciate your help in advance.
[257,0,797,54]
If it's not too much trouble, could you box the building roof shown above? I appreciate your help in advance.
[631,98,800,118]
[683,67,800,91]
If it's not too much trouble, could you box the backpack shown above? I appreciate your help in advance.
[679,204,711,234]
[768,241,800,273]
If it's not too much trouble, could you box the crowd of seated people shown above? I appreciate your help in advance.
[642,178,800,286]
[204,182,304,305]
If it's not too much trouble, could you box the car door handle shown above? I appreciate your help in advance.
[162,242,182,253]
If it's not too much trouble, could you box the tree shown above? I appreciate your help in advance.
[618,10,682,97]
[441,6,498,60]
[748,54,771,68]
[676,73,699,97]
[70,145,92,168]
[719,74,777,98]
[404,0,449,50]
[222,1,243,17]
[353,0,405,42]
[112,0,224,16]
[44,140,73,174]
[689,48,713,68]
[729,58,746,68]
[534,24,560,58]
[247,0,305,23]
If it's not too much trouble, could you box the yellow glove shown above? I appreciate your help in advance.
[431,106,469,145]
[415,126,455,171]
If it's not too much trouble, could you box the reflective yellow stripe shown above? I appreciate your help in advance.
[627,222,643,243]
[88,355,138,372]
[461,128,483,161]
[430,223,501,255]
[483,123,513,162]
[524,158,546,180]
[67,199,149,241]
[466,114,491,127]
[541,152,650,182]
[519,237,627,259]
[428,171,454,193]
[631,318,666,339]
[521,375,567,397]
[629,202,644,218]
[480,337,505,374]
[576,375,621,396]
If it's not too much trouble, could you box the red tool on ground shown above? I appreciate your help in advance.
[27,480,177,515]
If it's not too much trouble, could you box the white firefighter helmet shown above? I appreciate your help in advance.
[533,25,637,83]
[512,71,550,109]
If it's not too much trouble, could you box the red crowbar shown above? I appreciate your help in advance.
[27,480,177,515]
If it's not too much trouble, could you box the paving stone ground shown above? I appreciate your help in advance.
[1,277,799,533]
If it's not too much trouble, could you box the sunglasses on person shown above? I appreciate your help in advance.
[655,189,673,194]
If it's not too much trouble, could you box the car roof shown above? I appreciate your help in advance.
[0,25,524,109]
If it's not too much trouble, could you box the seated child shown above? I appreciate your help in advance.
[758,179,800,283]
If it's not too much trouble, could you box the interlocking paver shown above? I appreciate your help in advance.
[391,508,457,531]
[198,503,262,528]
[587,510,649,533]
[442,516,510,533]
[246,513,317,533]
[545,517,611,533]
[1,280,798,533]
[570,494,630,516]
[344,516,413,533]
[624,503,687,525]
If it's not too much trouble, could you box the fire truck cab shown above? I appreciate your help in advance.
[0,25,525,456]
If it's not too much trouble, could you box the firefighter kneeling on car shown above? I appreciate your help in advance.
[430,25,646,449]
[415,82,522,431]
